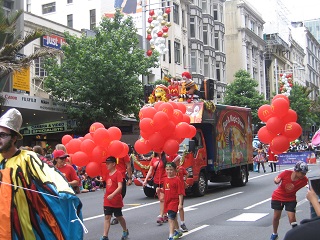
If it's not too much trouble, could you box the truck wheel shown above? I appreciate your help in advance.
[230,166,247,187]
[143,186,156,198]
[192,171,207,197]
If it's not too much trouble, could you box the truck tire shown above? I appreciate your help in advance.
[143,186,156,198]
[192,171,207,197]
[230,166,247,187]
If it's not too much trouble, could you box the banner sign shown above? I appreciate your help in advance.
[42,34,66,49]
[20,119,77,135]
[278,151,317,165]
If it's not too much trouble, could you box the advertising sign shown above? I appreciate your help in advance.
[12,67,30,93]
[20,119,78,135]
[278,151,317,165]
[42,34,66,49]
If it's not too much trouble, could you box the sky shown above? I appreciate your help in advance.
[247,0,320,21]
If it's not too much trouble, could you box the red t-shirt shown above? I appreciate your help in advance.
[164,176,184,212]
[166,154,178,162]
[103,170,123,208]
[57,164,79,182]
[116,155,130,179]
[149,157,166,184]
[272,170,308,202]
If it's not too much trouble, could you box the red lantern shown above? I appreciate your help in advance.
[281,109,297,124]
[134,138,152,154]
[257,126,277,144]
[146,49,152,56]
[108,127,122,141]
[148,17,153,23]
[153,111,169,130]
[258,105,274,122]
[80,139,96,156]
[266,117,285,135]
[163,139,179,156]
[162,26,169,32]
[93,128,111,148]
[92,146,109,163]
[158,102,174,118]
[89,122,105,135]
[72,151,89,167]
[157,31,163,37]
[139,107,157,119]
[146,34,152,41]
[149,9,155,16]
[148,132,165,149]
[139,118,155,134]
[86,162,101,177]
[108,140,125,158]
[62,135,73,145]
[66,138,82,154]
[175,122,190,139]
[283,122,302,141]
[270,135,290,154]
[165,7,171,14]
[271,98,289,118]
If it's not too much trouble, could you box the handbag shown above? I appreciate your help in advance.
[146,159,160,188]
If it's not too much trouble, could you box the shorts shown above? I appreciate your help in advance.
[103,206,123,217]
[271,200,297,212]
[167,210,177,220]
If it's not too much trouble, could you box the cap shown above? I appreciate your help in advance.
[53,149,69,159]
[105,156,116,163]
[294,161,308,173]
[0,108,23,140]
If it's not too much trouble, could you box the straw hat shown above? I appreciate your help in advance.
[0,108,23,140]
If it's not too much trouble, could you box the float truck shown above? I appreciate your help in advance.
[133,102,253,197]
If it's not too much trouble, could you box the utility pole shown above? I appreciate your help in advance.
[142,0,148,85]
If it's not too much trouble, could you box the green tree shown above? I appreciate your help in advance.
[223,70,267,125]
[44,11,159,131]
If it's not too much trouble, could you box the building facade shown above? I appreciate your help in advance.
[304,18,320,44]
[225,0,266,96]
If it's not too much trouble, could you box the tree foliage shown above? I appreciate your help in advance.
[223,70,268,125]
[44,11,159,131]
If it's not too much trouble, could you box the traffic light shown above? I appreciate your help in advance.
[144,85,154,103]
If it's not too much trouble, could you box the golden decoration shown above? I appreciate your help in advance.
[150,45,155,50]
[200,100,216,114]
[161,20,167,26]
[163,33,169,38]
[147,28,152,34]
[166,22,172,27]
[163,13,168,19]
[131,154,150,170]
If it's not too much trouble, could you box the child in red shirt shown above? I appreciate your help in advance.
[158,161,184,240]
[101,157,129,240]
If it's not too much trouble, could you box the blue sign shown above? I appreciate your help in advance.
[42,35,66,49]
[278,151,316,165]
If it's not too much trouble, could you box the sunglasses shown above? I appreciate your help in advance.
[0,132,12,139]
[58,157,67,160]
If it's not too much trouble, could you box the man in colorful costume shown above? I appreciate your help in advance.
[0,108,84,240]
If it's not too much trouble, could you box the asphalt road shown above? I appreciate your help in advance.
[79,163,320,240]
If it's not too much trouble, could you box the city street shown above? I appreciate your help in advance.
[79,163,320,240]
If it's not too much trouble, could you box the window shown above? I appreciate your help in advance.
[67,14,73,28]
[216,63,220,81]
[42,2,56,14]
[204,56,209,77]
[90,9,96,30]
[168,40,171,64]
[182,9,186,28]
[199,53,203,74]
[191,51,197,73]
[174,41,181,64]
[26,0,31,12]
[220,5,223,22]
[250,20,255,32]
[67,0,73,3]
[198,19,202,40]
[162,1,171,22]
[183,46,186,68]
[190,17,195,38]
[34,48,47,77]
[173,3,179,25]
[202,0,207,13]
[215,31,219,50]
[213,4,218,20]
[203,25,208,45]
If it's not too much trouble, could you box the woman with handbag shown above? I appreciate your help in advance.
[253,143,267,173]
[143,152,167,225]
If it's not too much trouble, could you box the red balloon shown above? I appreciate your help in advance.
[92,146,109,163]
[157,31,163,37]
[272,94,290,105]
[153,111,169,130]
[86,162,101,177]
[148,132,165,149]
[270,135,290,154]
[271,98,289,118]
[258,105,274,122]
[165,7,171,14]
[89,122,105,135]
[84,133,93,141]
[176,103,186,114]
[134,138,152,154]
[108,127,122,141]
[154,101,164,110]
[146,34,152,41]
[149,9,155,16]
[281,109,297,123]
[182,114,190,124]
[175,122,190,138]
[163,139,179,156]
[257,126,277,144]
[266,117,285,135]
[146,49,152,56]
[148,17,153,23]
[158,102,174,118]
[66,138,82,154]
[187,125,197,138]
[172,109,183,125]
[93,128,111,148]
[100,162,109,177]
[118,143,129,158]
[80,139,96,156]
[62,135,73,145]
[139,118,155,134]
[139,107,157,119]
[168,101,179,110]
[140,131,153,140]
[284,122,302,141]
[108,140,125,158]
[72,151,89,167]
[159,121,176,139]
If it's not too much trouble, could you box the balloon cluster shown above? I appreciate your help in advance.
[146,8,171,56]
[134,101,196,155]
[279,73,293,96]
[61,123,128,177]
[257,94,302,155]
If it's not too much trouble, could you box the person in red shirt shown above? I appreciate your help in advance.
[53,149,79,187]
[158,161,184,240]
[143,152,167,224]
[270,161,309,240]
[101,156,129,240]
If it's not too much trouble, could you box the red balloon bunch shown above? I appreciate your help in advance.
[257,94,302,154]
[135,102,196,156]
[61,122,128,177]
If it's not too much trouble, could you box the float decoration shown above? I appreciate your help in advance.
[279,73,293,96]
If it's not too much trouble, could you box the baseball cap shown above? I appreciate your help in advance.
[105,156,116,163]
[53,149,69,159]
[294,161,308,174]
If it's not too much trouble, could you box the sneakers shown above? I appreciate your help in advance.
[168,238,173,240]
[100,236,109,240]
[121,229,129,240]
[180,223,188,232]
[157,216,164,225]
[173,229,183,239]
[163,215,168,223]
[270,233,278,240]
[111,217,119,225]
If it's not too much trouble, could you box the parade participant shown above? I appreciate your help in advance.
[143,152,167,224]
[253,143,267,173]
[268,147,278,172]
[101,156,129,240]
[270,161,309,240]
[157,161,184,240]
[0,108,84,239]
[33,145,54,167]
